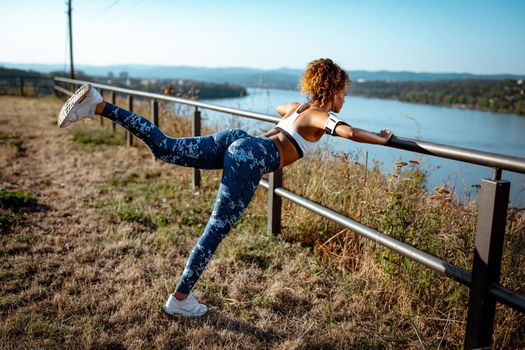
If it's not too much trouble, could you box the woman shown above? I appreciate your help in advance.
[57,58,393,317]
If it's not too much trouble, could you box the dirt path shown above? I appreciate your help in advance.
[0,96,153,272]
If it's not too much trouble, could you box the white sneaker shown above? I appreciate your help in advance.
[162,292,208,317]
[57,84,103,128]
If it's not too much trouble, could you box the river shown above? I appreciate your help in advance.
[197,88,525,207]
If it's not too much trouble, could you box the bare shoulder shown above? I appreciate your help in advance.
[302,107,329,125]
[276,102,301,117]
[295,106,330,131]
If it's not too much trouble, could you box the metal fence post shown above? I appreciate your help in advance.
[464,173,510,349]
[111,91,117,134]
[268,169,283,234]
[152,99,160,128]
[192,107,201,189]
[151,99,159,162]
[127,95,134,147]
[99,89,104,126]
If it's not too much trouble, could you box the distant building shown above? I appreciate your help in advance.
[141,79,157,85]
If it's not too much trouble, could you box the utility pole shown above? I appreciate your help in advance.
[68,0,75,79]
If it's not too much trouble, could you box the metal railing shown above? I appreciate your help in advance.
[0,74,55,96]
[55,76,525,349]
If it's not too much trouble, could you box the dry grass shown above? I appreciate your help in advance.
[0,95,523,349]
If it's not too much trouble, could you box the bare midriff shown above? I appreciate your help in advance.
[262,128,301,170]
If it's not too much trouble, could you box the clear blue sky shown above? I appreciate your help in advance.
[1,0,524,74]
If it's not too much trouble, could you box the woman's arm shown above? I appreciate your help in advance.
[334,124,393,145]
[276,102,300,117]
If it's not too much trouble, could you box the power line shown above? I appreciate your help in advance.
[78,0,120,15]
[110,0,144,20]
[78,0,144,22]
[101,0,121,11]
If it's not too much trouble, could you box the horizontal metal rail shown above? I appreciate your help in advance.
[54,85,73,96]
[55,76,525,175]
[489,283,525,313]
[54,76,279,123]
[259,178,525,313]
[389,136,525,175]
[259,179,471,285]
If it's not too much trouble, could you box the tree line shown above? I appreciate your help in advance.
[350,79,525,116]
[54,70,247,100]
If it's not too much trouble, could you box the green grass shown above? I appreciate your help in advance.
[0,188,37,233]
[116,206,157,228]
[72,129,123,146]
[99,171,219,235]
[226,234,283,270]
[0,188,37,210]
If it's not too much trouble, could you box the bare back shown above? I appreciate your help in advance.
[263,102,329,169]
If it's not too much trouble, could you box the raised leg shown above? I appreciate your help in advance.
[101,102,248,169]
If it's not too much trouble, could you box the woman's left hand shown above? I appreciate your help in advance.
[378,129,394,143]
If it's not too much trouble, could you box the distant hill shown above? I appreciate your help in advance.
[0,66,246,99]
[2,63,524,90]
[0,66,48,78]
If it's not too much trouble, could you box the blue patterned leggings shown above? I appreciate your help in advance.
[101,103,280,293]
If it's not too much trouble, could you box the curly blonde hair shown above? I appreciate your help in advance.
[299,58,350,108]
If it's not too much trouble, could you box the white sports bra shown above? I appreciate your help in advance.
[274,104,320,158]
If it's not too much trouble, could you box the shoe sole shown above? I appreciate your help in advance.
[160,306,207,317]
[57,84,91,128]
